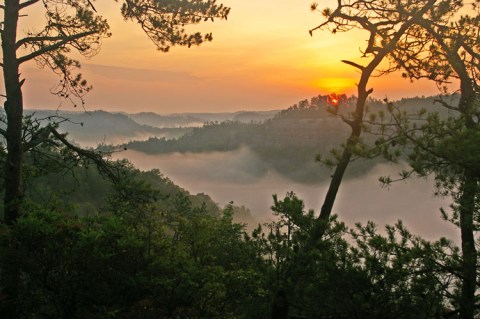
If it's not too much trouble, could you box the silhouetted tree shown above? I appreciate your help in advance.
[395,9,480,319]
[0,0,229,224]
[307,0,438,253]
[0,0,229,316]
[359,2,480,315]
[269,3,449,316]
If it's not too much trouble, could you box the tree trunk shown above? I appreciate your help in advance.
[2,0,23,225]
[457,85,478,319]
[306,70,372,249]
[458,173,478,319]
[456,62,478,319]
[307,0,436,247]
[1,1,23,317]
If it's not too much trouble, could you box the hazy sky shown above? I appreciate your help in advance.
[17,0,441,113]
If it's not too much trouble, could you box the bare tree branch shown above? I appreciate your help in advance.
[87,0,97,12]
[434,98,460,112]
[341,59,365,70]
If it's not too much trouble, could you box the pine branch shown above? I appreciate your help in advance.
[16,35,69,50]
[19,0,40,10]
[17,30,97,64]
[48,126,120,184]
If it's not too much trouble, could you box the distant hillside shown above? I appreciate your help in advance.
[232,111,279,123]
[129,110,279,128]
[124,94,459,183]
[124,104,347,183]
[124,120,349,183]
[129,112,205,128]
[23,109,191,147]
[11,109,279,147]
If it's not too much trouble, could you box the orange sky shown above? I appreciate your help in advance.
[14,0,441,113]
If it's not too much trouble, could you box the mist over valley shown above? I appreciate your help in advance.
[77,94,458,241]
[10,94,457,240]
[114,148,456,241]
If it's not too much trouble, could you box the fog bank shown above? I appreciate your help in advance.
[114,148,457,242]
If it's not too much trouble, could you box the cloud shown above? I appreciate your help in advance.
[83,63,200,83]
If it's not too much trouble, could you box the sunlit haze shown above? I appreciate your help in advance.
[16,0,441,113]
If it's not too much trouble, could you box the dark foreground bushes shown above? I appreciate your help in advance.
[0,193,464,318]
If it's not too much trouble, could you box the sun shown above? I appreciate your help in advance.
[328,93,339,106]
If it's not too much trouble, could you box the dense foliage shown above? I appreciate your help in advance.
[0,184,465,318]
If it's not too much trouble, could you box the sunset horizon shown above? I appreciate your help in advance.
[13,0,444,114]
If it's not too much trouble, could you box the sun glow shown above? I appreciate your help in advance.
[313,77,355,94]
[17,0,444,113]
